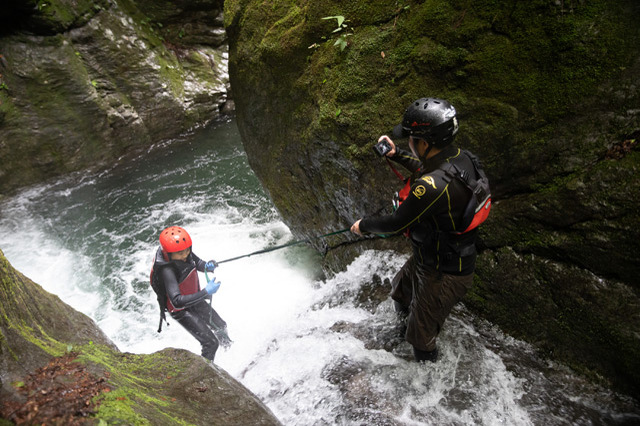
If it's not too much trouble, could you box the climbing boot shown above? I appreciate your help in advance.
[413,346,439,363]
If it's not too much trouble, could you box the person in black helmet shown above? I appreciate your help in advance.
[351,98,490,362]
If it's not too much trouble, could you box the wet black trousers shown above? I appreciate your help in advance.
[391,256,474,354]
[170,300,227,361]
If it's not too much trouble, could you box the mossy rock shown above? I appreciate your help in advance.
[226,0,640,398]
[0,0,229,195]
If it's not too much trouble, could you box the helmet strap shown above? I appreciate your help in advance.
[423,142,434,160]
[411,137,434,164]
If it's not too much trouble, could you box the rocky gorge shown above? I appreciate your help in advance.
[1,0,640,423]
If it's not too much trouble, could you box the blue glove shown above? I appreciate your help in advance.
[205,278,221,295]
[205,260,218,272]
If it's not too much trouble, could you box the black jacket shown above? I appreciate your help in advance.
[360,144,479,275]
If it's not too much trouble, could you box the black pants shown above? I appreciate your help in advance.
[391,256,473,352]
[170,300,227,361]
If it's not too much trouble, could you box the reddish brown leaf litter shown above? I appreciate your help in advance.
[605,135,638,160]
[1,352,110,425]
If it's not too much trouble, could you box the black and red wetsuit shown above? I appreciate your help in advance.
[152,247,228,361]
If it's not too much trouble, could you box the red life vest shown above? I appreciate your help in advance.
[165,268,200,313]
[396,178,412,207]
[393,178,414,238]
[460,193,491,233]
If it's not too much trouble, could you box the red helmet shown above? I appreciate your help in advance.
[159,226,192,253]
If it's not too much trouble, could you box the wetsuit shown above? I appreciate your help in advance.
[360,144,481,358]
[152,247,229,361]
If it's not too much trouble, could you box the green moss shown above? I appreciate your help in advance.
[95,388,152,425]
[261,4,307,55]
[36,0,77,25]
[76,344,192,425]
[223,0,242,28]
[470,245,640,395]
[30,0,108,33]
[16,323,68,357]
[156,54,186,99]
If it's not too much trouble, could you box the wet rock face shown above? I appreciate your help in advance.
[225,0,640,398]
[0,0,229,195]
[131,0,227,46]
[321,356,402,425]
[0,0,110,36]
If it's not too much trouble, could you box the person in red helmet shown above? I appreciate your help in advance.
[351,98,490,363]
[151,226,231,362]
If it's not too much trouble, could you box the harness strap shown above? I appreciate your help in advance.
[158,310,168,333]
[441,161,478,191]
[385,157,406,181]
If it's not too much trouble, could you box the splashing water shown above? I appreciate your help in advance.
[1,120,638,425]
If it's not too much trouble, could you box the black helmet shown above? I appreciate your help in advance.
[393,98,458,148]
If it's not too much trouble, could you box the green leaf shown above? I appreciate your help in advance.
[322,15,345,27]
[335,108,342,117]
[334,37,348,51]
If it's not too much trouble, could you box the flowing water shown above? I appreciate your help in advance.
[1,120,639,425]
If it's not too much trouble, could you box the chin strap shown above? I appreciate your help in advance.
[419,141,435,164]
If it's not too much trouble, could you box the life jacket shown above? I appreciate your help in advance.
[441,151,491,234]
[166,269,200,312]
[390,150,491,235]
[149,247,201,332]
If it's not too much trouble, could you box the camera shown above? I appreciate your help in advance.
[373,136,392,157]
